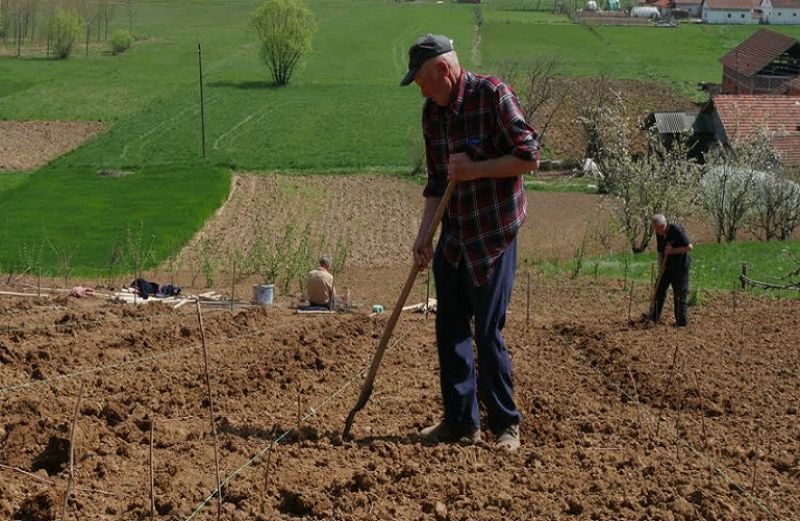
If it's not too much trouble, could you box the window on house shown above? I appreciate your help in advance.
[728,13,732,17]
[741,13,745,17]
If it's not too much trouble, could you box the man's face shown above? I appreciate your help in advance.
[414,60,452,107]
[653,222,667,237]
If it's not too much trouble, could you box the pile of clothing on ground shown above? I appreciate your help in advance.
[129,278,181,300]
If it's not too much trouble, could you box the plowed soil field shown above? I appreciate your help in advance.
[0,121,105,172]
[1,269,798,521]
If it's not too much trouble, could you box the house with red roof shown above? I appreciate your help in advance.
[719,29,800,94]
[702,0,760,23]
[702,0,800,22]
[695,95,800,166]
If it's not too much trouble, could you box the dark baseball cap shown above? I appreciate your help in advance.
[400,34,454,86]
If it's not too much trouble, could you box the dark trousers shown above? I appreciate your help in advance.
[432,237,521,435]
[652,268,689,326]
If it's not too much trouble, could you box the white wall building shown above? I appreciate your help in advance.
[702,0,759,23]
[761,0,800,24]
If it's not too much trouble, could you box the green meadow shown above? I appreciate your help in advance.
[1,0,799,274]
[540,240,800,298]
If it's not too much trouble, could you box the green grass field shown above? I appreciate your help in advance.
[2,0,800,273]
[481,20,800,100]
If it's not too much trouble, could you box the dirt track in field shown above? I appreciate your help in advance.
[0,268,798,520]
[0,121,105,172]
[175,173,610,273]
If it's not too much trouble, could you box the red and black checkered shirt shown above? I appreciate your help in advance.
[422,70,539,286]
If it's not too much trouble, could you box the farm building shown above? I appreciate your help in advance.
[644,111,702,156]
[702,0,760,24]
[761,0,800,23]
[719,29,800,94]
[702,0,800,22]
[675,0,703,16]
[694,95,800,166]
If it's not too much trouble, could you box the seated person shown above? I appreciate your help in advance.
[306,255,335,308]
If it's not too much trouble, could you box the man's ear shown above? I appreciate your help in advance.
[434,59,449,78]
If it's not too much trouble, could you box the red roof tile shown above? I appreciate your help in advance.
[719,29,798,78]
[712,95,800,166]
[771,135,800,166]
[704,0,758,9]
[770,0,800,7]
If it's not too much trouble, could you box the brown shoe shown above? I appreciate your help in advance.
[495,424,520,451]
[420,421,481,443]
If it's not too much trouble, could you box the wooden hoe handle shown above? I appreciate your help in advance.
[342,181,456,438]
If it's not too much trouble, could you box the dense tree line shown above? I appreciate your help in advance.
[0,0,134,58]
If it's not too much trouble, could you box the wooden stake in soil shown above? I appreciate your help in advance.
[195,300,223,521]
[526,270,531,327]
[230,259,236,313]
[60,381,86,521]
[626,365,643,429]
[150,419,156,521]
[694,371,708,449]
[260,440,276,516]
[751,423,760,495]
[296,383,302,438]
[653,345,680,441]
[627,279,635,323]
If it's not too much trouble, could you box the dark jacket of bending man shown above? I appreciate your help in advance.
[651,213,693,327]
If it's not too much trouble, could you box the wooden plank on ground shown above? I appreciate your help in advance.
[0,290,50,298]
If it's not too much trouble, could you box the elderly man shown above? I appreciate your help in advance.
[306,255,335,308]
[402,34,539,451]
[650,214,693,327]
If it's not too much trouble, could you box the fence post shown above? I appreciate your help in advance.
[740,262,748,290]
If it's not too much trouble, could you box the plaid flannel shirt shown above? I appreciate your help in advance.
[422,70,539,286]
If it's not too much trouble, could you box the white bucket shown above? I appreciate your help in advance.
[252,284,274,305]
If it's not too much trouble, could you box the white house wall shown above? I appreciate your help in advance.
[702,7,757,23]
[765,8,800,24]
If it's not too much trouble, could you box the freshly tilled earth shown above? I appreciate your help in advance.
[0,272,798,521]
[0,121,105,172]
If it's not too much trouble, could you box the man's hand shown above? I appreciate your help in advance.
[447,152,477,182]
[413,234,433,268]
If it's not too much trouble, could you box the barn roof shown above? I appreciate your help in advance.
[710,95,800,165]
[719,29,799,78]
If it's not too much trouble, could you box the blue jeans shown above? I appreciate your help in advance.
[432,237,521,435]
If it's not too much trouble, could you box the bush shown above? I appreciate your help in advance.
[47,10,83,59]
[110,30,133,55]
[250,0,316,86]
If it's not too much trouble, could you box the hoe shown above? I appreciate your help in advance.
[343,181,456,439]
